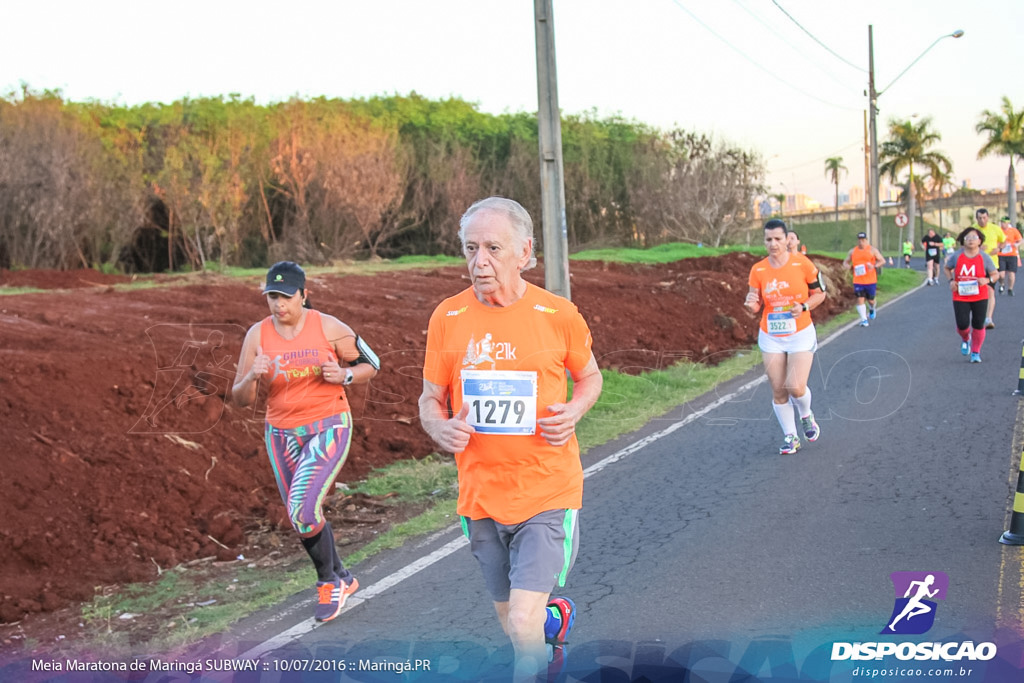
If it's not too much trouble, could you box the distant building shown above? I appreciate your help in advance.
[848,185,865,207]
[879,182,900,203]
[785,193,822,213]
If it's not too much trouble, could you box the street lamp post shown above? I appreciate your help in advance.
[867,26,963,251]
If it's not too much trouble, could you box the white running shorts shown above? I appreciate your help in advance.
[758,323,818,354]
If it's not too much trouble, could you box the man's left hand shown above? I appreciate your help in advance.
[538,403,582,447]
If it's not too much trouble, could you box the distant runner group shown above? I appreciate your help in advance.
[744,208,1021,456]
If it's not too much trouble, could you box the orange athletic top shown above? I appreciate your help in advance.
[748,255,820,335]
[260,310,351,429]
[423,283,595,525]
[849,246,879,285]
[1000,227,1022,255]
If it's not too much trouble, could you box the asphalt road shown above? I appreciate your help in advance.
[205,271,1024,681]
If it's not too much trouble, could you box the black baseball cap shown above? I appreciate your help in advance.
[263,261,305,296]
[857,232,868,239]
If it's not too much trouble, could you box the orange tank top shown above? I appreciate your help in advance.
[850,247,878,285]
[260,310,350,428]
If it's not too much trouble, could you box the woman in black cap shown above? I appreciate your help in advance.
[232,261,380,622]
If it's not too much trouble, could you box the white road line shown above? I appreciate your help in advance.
[581,374,767,476]
[236,286,921,659]
[235,537,469,661]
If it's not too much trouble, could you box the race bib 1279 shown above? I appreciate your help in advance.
[461,369,538,435]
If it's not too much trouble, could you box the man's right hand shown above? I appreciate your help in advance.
[436,402,475,453]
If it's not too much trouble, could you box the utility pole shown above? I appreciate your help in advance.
[863,109,871,237]
[868,25,881,249]
[534,0,571,300]
[868,26,963,253]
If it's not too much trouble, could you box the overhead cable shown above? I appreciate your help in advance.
[671,0,861,112]
[771,140,862,173]
[771,0,867,73]
[730,0,858,91]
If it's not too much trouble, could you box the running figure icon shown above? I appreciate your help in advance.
[887,574,939,631]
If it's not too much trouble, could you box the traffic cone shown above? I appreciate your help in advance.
[1000,446,1024,544]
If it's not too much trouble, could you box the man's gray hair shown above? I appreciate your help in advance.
[458,197,538,271]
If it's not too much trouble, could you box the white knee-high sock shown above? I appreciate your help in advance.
[792,389,813,419]
[773,401,798,436]
[856,304,867,321]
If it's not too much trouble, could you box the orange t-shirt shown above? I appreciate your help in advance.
[260,310,351,428]
[849,246,879,285]
[1000,227,1022,255]
[748,255,820,335]
[423,283,595,524]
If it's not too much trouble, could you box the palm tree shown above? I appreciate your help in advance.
[879,117,953,246]
[824,157,847,223]
[976,96,1024,225]
[773,192,786,217]
[907,174,931,229]
[925,166,956,232]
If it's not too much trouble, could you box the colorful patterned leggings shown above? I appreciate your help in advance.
[264,412,352,538]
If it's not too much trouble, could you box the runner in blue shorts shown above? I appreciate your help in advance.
[844,233,885,327]
[854,283,877,304]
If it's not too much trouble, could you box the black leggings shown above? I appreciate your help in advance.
[953,299,987,331]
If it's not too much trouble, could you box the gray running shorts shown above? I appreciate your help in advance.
[461,508,579,602]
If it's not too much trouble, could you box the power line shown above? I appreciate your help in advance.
[770,140,862,174]
[770,0,867,74]
[730,0,859,92]
[670,0,861,112]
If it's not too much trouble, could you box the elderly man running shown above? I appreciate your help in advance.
[419,197,603,681]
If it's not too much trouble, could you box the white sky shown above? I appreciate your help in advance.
[2,0,1021,207]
